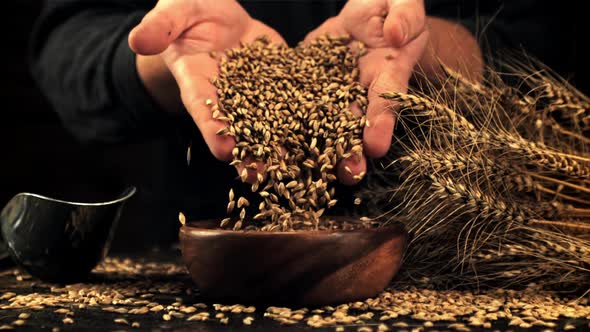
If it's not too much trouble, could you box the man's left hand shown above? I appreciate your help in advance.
[305,0,429,184]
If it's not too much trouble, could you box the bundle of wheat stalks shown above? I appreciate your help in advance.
[360,59,590,293]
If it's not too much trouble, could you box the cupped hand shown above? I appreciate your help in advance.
[129,0,286,182]
[305,0,429,185]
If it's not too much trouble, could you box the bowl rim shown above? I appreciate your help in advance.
[10,186,137,207]
[180,219,406,237]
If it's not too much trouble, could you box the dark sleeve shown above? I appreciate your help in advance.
[424,0,576,73]
[29,0,173,145]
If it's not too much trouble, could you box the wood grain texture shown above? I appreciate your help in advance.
[179,220,407,306]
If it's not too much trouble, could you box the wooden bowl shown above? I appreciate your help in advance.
[179,218,407,306]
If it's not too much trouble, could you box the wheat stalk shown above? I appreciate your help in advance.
[363,58,590,292]
[382,91,590,179]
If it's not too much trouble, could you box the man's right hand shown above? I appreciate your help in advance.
[129,0,286,163]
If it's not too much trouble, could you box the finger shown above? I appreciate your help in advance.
[349,101,364,117]
[339,94,366,185]
[234,146,286,185]
[186,88,235,162]
[337,154,367,186]
[340,10,390,48]
[173,54,235,161]
[244,20,288,46]
[303,17,347,44]
[384,0,426,47]
[129,0,200,55]
[357,48,401,87]
[235,157,266,185]
[363,67,407,158]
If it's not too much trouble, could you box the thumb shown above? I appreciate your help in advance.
[363,64,409,158]
[128,0,196,55]
[363,73,398,158]
[303,17,347,44]
[384,0,425,47]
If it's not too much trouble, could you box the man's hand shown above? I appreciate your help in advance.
[129,0,286,164]
[305,0,429,185]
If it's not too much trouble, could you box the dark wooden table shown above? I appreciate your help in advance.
[0,248,588,332]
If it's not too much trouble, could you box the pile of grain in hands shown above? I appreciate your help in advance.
[208,36,371,231]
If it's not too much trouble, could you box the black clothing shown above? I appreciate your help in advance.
[28,0,582,237]
[30,0,578,146]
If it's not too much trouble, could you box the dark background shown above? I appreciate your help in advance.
[1,1,588,252]
[0,1,183,252]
